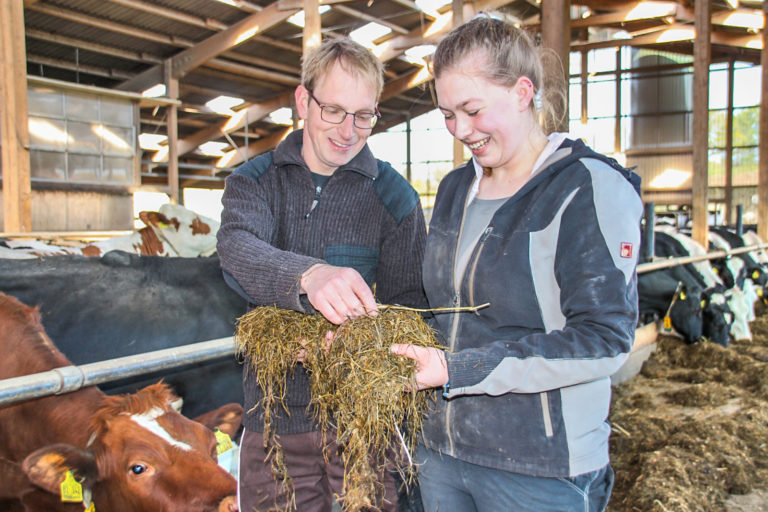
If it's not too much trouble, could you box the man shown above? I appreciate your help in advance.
[217,37,427,512]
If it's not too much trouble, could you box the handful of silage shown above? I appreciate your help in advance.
[235,306,443,512]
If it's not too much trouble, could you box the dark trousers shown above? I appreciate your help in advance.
[238,428,398,512]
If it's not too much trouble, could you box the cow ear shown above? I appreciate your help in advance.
[193,403,244,438]
[22,444,99,495]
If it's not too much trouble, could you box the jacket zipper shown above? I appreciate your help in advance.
[305,184,323,219]
[444,182,472,456]
[467,227,493,306]
[540,392,554,437]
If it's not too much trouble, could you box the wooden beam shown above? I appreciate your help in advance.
[1,0,32,232]
[216,127,293,167]
[178,91,294,156]
[304,0,322,52]
[332,5,410,35]
[759,0,768,240]
[26,54,136,80]
[117,0,299,91]
[725,58,734,225]
[170,2,298,79]
[569,1,679,29]
[165,60,180,205]
[26,29,163,64]
[541,0,570,132]
[691,0,711,247]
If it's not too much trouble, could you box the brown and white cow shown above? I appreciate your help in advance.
[0,293,239,512]
[0,203,219,259]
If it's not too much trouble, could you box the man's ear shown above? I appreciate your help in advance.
[295,85,310,120]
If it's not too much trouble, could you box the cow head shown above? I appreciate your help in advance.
[21,383,239,512]
[702,289,733,347]
[667,286,705,344]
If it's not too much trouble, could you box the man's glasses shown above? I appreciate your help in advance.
[308,90,381,130]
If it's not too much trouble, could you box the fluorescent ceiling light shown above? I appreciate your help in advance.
[287,6,331,28]
[205,95,245,115]
[414,0,449,17]
[197,141,230,157]
[268,107,294,125]
[350,22,392,47]
[139,133,168,151]
[403,44,437,65]
[142,83,166,98]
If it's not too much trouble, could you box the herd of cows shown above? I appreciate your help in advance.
[1,204,767,511]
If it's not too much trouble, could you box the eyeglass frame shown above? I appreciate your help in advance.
[307,90,381,130]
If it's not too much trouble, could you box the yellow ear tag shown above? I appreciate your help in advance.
[60,471,83,503]
[663,316,672,331]
[701,300,707,308]
[158,221,169,229]
[757,288,764,297]
[85,502,96,512]
[712,267,718,274]
[215,429,234,455]
[679,291,686,301]
[753,270,760,280]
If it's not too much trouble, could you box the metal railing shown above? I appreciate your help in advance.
[637,243,768,274]
[0,337,236,406]
[1,243,766,406]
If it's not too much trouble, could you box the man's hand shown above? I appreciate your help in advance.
[300,263,378,325]
[390,345,448,391]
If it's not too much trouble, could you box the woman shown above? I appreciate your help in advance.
[391,15,643,512]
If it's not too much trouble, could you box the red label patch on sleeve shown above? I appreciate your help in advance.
[620,242,633,258]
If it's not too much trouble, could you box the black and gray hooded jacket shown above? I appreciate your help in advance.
[421,137,642,478]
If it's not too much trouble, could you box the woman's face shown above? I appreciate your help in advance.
[435,56,534,171]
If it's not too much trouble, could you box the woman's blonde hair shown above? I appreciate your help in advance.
[432,14,567,134]
[301,37,384,100]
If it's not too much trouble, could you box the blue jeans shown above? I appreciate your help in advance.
[416,446,614,512]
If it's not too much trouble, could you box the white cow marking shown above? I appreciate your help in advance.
[129,407,192,451]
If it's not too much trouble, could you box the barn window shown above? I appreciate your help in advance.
[26,86,136,186]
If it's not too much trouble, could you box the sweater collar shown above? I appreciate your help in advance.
[273,129,379,179]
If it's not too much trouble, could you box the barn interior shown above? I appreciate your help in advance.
[1,0,766,248]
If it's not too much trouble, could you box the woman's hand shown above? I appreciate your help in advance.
[390,344,449,391]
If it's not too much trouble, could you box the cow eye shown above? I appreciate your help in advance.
[130,464,148,475]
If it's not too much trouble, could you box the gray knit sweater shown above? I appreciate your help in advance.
[217,130,427,434]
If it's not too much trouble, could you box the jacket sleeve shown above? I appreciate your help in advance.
[445,160,643,397]
[216,172,323,312]
[374,203,429,309]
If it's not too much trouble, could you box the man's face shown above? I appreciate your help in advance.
[296,61,378,175]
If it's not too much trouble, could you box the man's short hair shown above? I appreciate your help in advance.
[301,37,384,101]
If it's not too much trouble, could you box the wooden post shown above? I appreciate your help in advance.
[451,0,464,169]
[615,48,622,154]
[691,0,711,248]
[759,0,768,241]
[164,59,180,205]
[541,0,570,132]
[303,0,321,53]
[1,0,32,232]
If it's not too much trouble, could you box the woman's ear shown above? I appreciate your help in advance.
[513,76,535,112]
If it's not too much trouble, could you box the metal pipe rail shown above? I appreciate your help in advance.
[0,337,236,407]
[637,242,768,274]
[1,242,766,406]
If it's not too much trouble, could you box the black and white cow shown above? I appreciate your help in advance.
[639,229,734,346]
[0,251,247,418]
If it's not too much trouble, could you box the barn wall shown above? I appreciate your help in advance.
[0,189,132,231]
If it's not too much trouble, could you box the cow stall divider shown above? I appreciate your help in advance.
[2,241,768,405]
[0,337,235,406]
